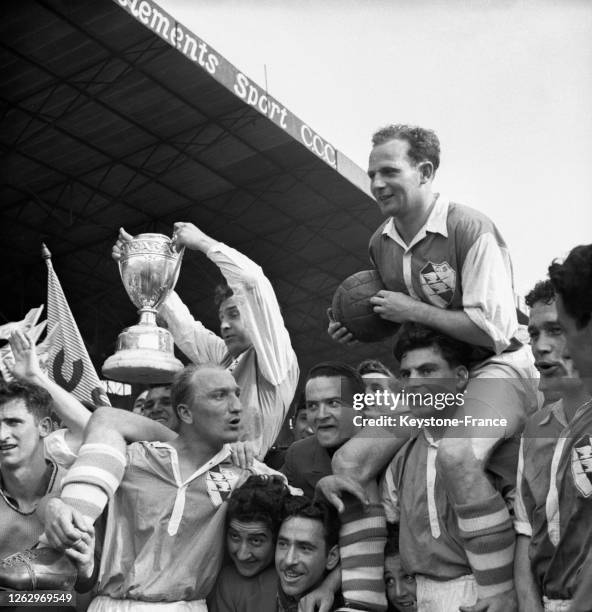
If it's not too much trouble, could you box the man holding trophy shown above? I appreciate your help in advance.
[113,221,299,462]
[0,222,299,603]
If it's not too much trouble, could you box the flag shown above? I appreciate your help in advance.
[0,305,44,340]
[43,244,110,406]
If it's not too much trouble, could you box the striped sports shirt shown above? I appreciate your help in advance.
[369,194,518,357]
[515,399,592,599]
[382,429,518,581]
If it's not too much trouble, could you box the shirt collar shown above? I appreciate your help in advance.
[422,428,441,448]
[382,193,450,245]
[537,399,568,428]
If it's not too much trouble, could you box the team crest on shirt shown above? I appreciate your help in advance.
[419,261,456,308]
[206,465,241,506]
[571,434,592,497]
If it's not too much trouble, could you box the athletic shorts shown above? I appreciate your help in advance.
[416,574,477,611]
[88,597,207,612]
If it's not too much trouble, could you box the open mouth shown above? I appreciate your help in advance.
[0,445,16,452]
[228,417,241,427]
[282,570,303,583]
[536,362,563,377]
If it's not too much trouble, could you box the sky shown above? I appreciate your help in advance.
[158,0,592,297]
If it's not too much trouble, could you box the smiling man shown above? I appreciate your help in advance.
[114,222,298,462]
[280,362,364,498]
[142,384,178,431]
[327,124,538,611]
[275,497,341,611]
[209,475,289,611]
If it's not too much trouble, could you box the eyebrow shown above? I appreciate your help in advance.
[279,537,317,548]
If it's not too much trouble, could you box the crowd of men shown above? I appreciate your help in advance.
[0,124,591,612]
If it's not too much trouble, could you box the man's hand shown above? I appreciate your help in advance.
[44,498,93,551]
[326,309,358,346]
[370,290,419,323]
[228,440,256,469]
[298,583,335,612]
[315,475,369,514]
[459,589,518,612]
[64,527,95,581]
[112,227,134,262]
[8,330,44,382]
[171,222,216,253]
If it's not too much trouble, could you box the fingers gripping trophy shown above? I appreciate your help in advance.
[102,228,184,383]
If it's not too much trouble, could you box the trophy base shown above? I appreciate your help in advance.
[102,323,184,384]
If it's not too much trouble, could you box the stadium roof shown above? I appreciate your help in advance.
[1,0,394,389]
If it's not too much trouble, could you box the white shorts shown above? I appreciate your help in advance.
[416,574,477,611]
[542,597,572,612]
[88,596,208,612]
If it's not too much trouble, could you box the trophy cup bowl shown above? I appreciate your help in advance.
[102,233,185,384]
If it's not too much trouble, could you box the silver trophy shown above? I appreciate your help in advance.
[102,233,184,383]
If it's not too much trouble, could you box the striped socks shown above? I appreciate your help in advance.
[60,443,127,522]
[455,492,515,599]
[339,500,388,611]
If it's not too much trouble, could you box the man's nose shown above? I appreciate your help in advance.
[229,394,241,413]
[405,373,423,387]
[237,542,251,561]
[220,319,231,331]
[533,332,552,355]
[317,403,330,420]
[283,545,298,566]
[371,174,386,190]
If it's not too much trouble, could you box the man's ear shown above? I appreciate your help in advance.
[176,404,193,425]
[454,365,469,392]
[37,416,53,439]
[325,544,340,572]
[418,161,434,184]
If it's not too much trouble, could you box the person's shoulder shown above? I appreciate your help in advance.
[447,201,501,239]
[287,436,319,456]
[369,218,391,246]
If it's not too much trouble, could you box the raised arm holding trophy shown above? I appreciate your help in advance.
[108,222,298,461]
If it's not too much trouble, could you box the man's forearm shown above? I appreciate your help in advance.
[410,302,494,349]
[514,535,543,611]
[88,408,177,445]
[332,433,406,487]
[29,372,90,436]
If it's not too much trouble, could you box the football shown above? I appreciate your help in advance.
[331,269,400,342]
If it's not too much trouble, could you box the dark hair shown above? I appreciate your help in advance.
[148,383,171,390]
[357,359,394,378]
[393,322,472,368]
[214,283,234,307]
[0,380,52,423]
[293,391,307,417]
[306,361,365,396]
[281,496,339,551]
[227,475,291,538]
[372,124,440,172]
[525,280,555,308]
[549,244,592,329]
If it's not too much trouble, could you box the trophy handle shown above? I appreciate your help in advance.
[167,244,185,294]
